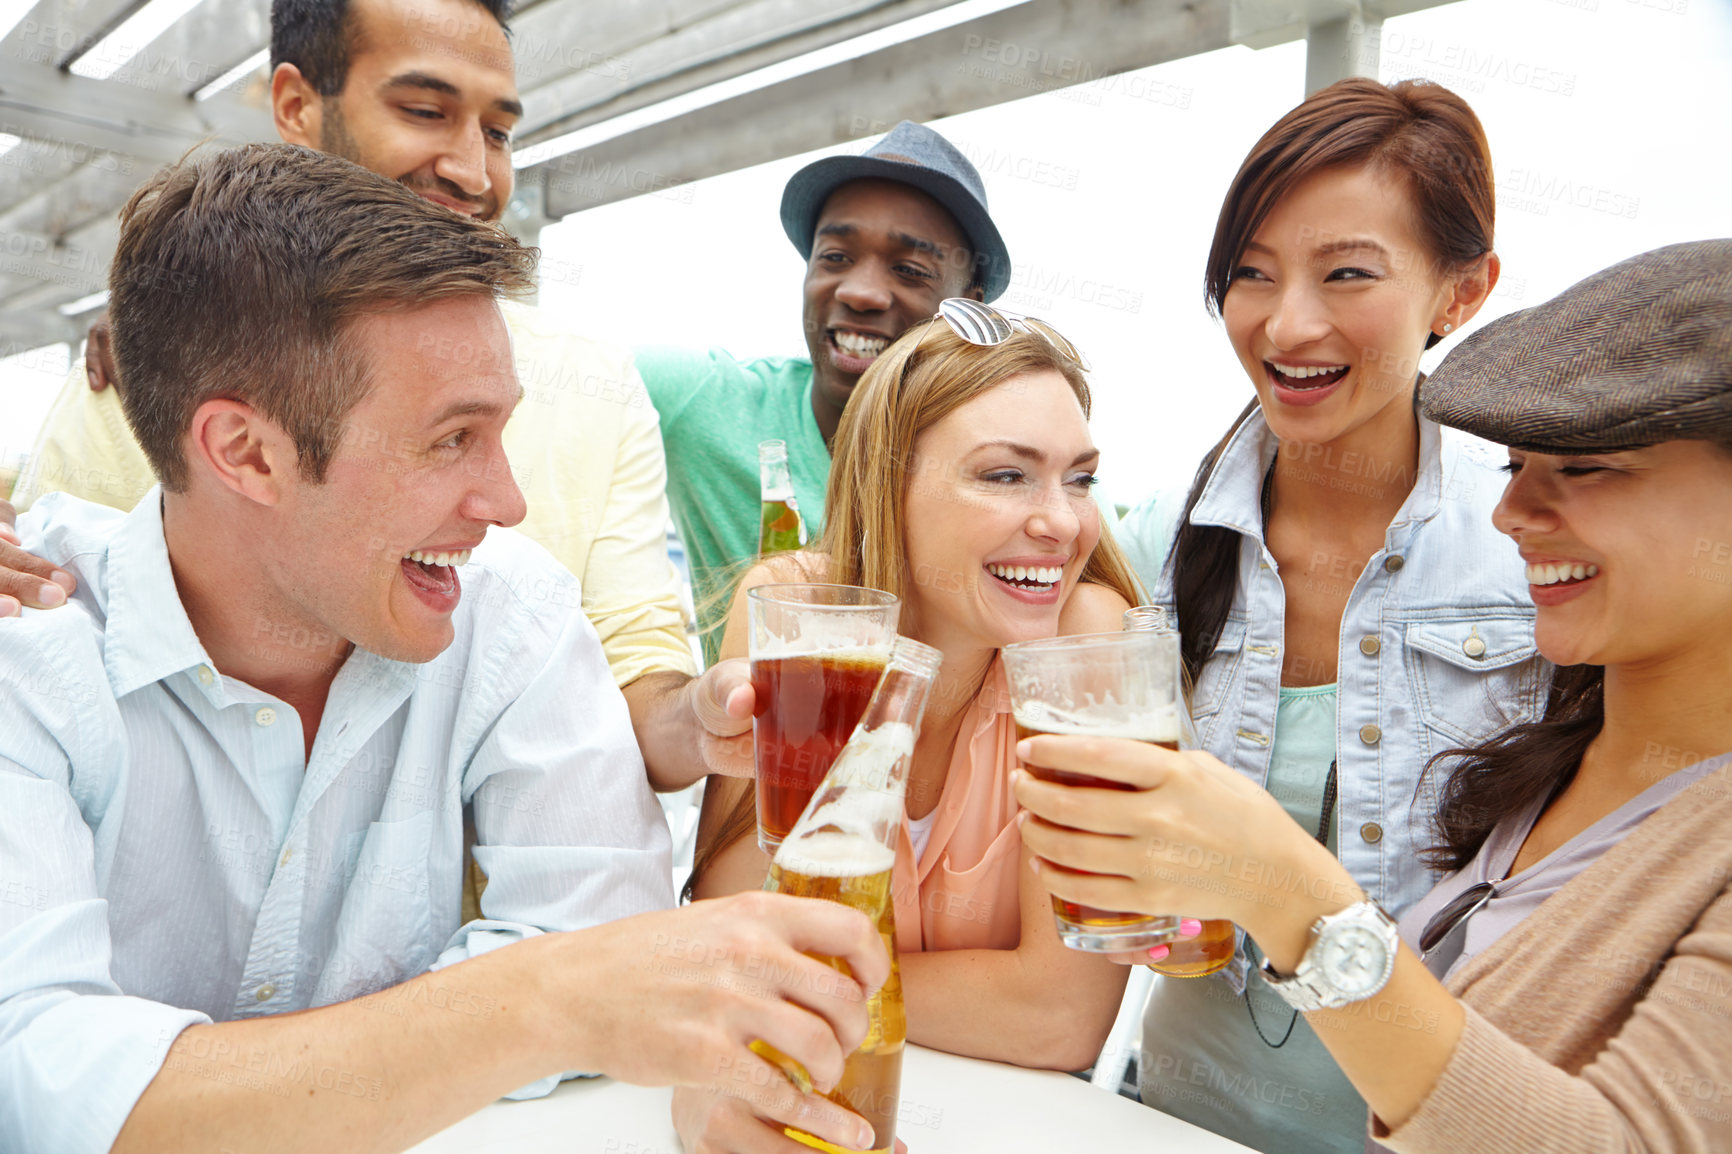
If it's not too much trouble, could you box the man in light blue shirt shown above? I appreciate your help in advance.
[0,144,887,1154]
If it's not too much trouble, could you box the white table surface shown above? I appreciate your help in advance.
[406,1044,1257,1153]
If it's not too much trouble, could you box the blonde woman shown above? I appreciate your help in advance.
[676,305,1142,1152]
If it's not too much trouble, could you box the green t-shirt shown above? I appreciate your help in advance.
[635,346,832,663]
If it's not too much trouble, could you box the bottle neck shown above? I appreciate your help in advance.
[843,654,938,794]
[759,451,794,501]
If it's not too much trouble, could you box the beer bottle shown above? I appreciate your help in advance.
[758,438,805,554]
[1122,606,1235,978]
[754,636,940,1154]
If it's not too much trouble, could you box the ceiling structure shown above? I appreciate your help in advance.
[0,0,1454,355]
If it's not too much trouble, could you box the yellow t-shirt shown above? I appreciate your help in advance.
[9,299,695,688]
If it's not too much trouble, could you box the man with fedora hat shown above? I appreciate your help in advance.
[637,120,1013,658]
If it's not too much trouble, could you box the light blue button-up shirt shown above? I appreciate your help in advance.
[1117,410,1550,918]
[0,492,673,1154]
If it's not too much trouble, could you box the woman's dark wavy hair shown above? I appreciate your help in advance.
[1170,78,1495,686]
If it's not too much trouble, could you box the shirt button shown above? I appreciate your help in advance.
[1359,724,1382,745]
[1359,635,1381,657]
[255,707,277,727]
[1383,555,1405,573]
[255,983,276,1002]
[196,665,214,686]
[1360,822,1384,844]
[280,848,293,867]
[1463,636,1487,659]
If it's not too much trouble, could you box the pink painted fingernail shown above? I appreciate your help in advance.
[1179,918,1203,938]
[1147,944,1170,961]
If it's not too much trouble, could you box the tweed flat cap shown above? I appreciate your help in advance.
[1422,239,1732,452]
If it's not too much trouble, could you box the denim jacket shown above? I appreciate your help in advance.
[1117,410,1550,919]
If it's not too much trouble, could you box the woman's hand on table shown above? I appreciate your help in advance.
[1011,736,1359,958]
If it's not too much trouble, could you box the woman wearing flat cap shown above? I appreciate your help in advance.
[1016,239,1732,1153]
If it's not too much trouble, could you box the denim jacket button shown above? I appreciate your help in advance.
[1360,822,1384,844]
[1359,724,1382,745]
[1359,635,1381,656]
[1463,636,1487,658]
[1383,555,1405,573]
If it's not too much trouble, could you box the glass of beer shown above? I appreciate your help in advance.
[1003,630,1196,954]
[748,584,899,853]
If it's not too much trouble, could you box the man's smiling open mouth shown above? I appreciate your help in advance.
[828,327,892,374]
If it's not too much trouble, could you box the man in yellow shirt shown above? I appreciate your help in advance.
[1,0,752,794]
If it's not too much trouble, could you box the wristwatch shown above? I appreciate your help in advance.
[1258,901,1399,1011]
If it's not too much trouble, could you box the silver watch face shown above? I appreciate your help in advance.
[1317,923,1391,998]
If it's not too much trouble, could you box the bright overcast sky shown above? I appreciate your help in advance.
[4,0,1730,505]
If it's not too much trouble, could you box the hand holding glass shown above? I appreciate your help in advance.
[1003,630,1233,972]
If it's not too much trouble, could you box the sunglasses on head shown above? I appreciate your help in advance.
[924,298,1090,371]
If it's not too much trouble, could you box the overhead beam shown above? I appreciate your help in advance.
[0,241,109,297]
[514,0,971,138]
[533,0,1228,220]
[0,313,81,350]
[1229,0,1451,51]
[0,54,273,168]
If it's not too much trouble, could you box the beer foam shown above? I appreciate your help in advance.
[756,642,891,666]
[755,609,895,659]
[1013,700,1182,743]
[773,829,896,879]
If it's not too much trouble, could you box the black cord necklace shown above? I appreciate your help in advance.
[1245,760,1338,1048]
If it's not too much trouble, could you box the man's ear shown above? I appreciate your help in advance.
[187,399,290,507]
[272,61,322,148]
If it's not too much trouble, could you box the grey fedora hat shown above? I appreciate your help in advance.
[1423,239,1732,452]
[780,120,1012,301]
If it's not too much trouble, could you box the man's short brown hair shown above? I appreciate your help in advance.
[109,142,537,492]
